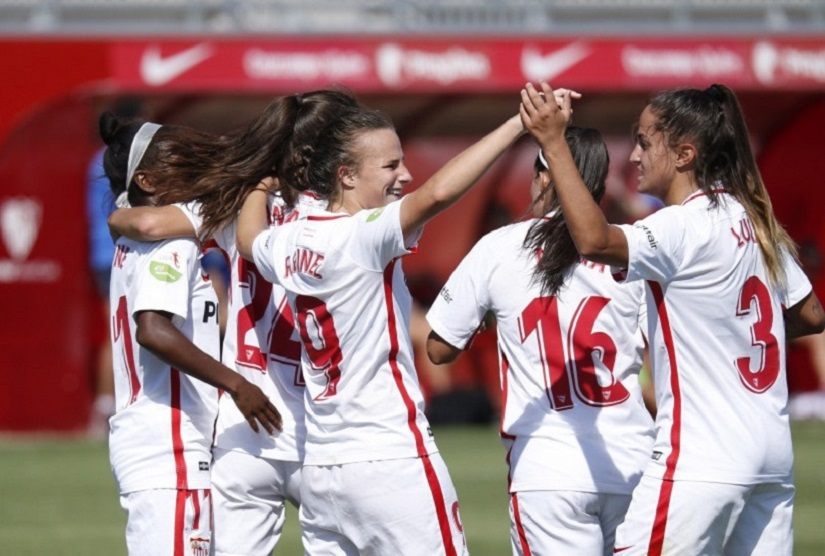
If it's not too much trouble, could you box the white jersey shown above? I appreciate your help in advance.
[251,198,437,466]
[617,190,812,484]
[108,236,220,494]
[427,219,655,495]
[179,194,325,462]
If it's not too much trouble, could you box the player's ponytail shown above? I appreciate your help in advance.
[523,126,609,296]
[649,84,797,289]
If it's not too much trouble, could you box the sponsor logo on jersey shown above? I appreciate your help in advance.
[0,197,61,283]
[149,261,182,283]
[637,224,658,250]
[199,461,209,471]
[439,287,453,304]
[652,450,663,461]
[366,207,385,222]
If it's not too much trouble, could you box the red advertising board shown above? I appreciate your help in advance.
[2,35,825,431]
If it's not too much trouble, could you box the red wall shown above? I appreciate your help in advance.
[0,97,99,431]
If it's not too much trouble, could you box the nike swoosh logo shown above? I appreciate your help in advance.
[613,546,633,553]
[521,43,590,81]
[140,43,214,86]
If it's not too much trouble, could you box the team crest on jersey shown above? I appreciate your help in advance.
[189,536,210,556]
[366,207,385,222]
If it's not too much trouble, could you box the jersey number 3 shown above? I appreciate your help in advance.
[735,275,780,393]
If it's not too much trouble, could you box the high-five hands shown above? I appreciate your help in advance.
[519,82,581,147]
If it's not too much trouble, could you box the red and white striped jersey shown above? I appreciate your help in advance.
[618,191,812,484]
[251,198,437,466]
[108,236,219,494]
[427,219,655,494]
[178,193,326,462]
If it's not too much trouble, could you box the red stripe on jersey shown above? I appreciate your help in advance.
[511,493,533,556]
[307,214,348,221]
[170,369,188,490]
[192,489,202,529]
[420,454,459,556]
[646,281,682,556]
[382,260,456,556]
[682,188,727,205]
[174,489,187,556]
[498,350,517,488]
[382,259,426,455]
[113,296,141,404]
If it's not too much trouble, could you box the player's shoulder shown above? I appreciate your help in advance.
[478,219,531,249]
[354,200,401,225]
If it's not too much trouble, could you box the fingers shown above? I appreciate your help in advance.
[252,402,280,435]
[264,402,283,432]
[246,415,260,434]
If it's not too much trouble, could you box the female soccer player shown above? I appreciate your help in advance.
[521,82,825,555]
[236,92,573,555]
[106,89,359,555]
[100,112,281,556]
[425,126,655,555]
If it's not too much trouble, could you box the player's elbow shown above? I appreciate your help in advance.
[426,332,460,365]
[236,235,254,262]
[134,311,172,352]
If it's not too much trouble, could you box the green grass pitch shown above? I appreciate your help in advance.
[1,423,823,554]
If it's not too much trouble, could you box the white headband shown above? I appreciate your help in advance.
[538,148,549,170]
[125,122,162,191]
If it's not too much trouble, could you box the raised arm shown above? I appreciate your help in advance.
[520,81,629,268]
[108,205,196,242]
[398,114,524,240]
[135,310,282,434]
[236,185,270,262]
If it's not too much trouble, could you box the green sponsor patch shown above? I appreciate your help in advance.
[149,261,182,283]
[366,207,385,222]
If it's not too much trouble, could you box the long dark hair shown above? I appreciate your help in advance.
[648,84,796,288]
[99,112,222,209]
[280,104,395,205]
[99,88,360,241]
[523,126,610,297]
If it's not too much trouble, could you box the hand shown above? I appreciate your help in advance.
[231,380,283,434]
[519,81,577,146]
[258,176,280,193]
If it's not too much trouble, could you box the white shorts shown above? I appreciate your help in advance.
[119,488,212,556]
[614,475,794,555]
[299,454,468,556]
[509,490,631,556]
[211,447,302,556]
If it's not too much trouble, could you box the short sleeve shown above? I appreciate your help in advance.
[132,239,198,320]
[426,237,493,350]
[782,252,813,309]
[251,229,278,284]
[618,208,687,285]
[175,202,204,236]
[349,199,415,270]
